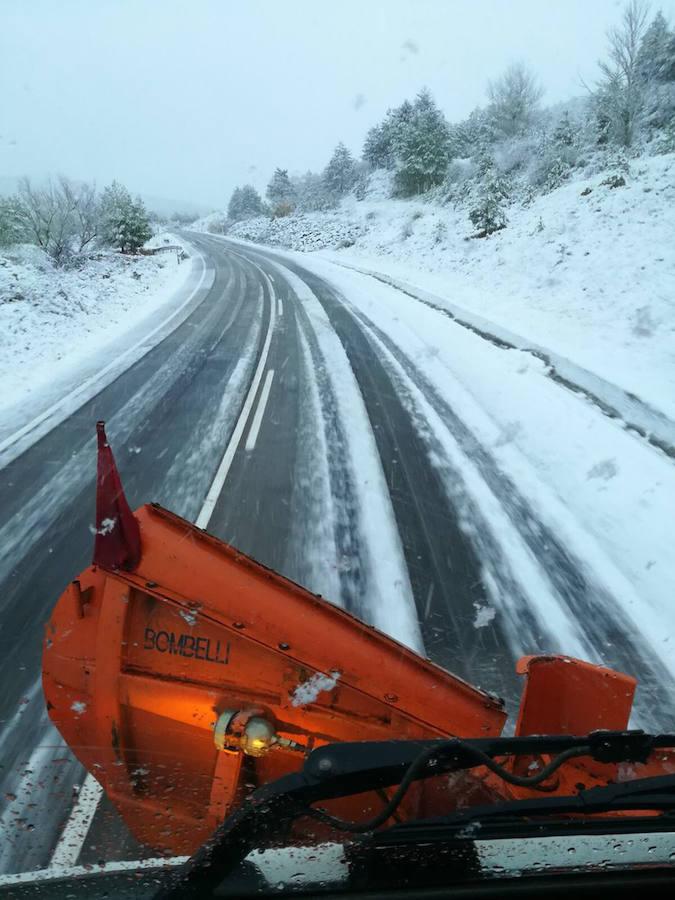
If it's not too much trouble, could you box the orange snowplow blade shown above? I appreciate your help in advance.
[43,501,506,853]
[42,425,675,855]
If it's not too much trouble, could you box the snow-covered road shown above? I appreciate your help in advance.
[239,242,675,724]
[1,233,673,877]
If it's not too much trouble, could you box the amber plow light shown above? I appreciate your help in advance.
[42,425,675,856]
[213,709,306,756]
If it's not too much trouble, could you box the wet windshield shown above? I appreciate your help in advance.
[1,0,675,894]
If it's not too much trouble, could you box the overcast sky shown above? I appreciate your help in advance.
[2,0,674,212]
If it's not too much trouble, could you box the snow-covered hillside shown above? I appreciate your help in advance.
[218,152,675,420]
[0,235,192,422]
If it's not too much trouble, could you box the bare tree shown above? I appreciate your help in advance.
[15,177,79,264]
[487,62,544,138]
[597,0,651,146]
[60,177,100,252]
[13,176,101,263]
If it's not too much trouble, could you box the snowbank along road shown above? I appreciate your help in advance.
[0,233,674,876]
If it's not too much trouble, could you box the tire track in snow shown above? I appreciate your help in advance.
[284,269,422,653]
[263,255,510,696]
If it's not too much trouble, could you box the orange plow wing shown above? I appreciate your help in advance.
[43,501,506,854]
[42,425,675,856]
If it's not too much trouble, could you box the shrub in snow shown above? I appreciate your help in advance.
[353,170,369,201]
[552,110,576,147]
[271,201,294,219]
[206,215,227,234]
[433,220,447,244]
[655,119,675,153]
[494,133,541,176]
[292,171,334,213]
[543,157,572,192]
[600,173,627,188]
[400,219,414,240]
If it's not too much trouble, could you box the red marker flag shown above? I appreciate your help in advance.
[93,421,141,570]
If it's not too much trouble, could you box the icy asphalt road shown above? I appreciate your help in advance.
[0,235,673,875]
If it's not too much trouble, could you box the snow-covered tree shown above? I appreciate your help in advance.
[294,170,333,211]
[469,159,509,236]
[595,0,651,147]
[228,184,264,221]
[362,100,415,170]
[486,62,543,139]
[635,10,675,129]
[363,123,393,169]
[322,142,357,197]
[100,181,151,253]
[227,187,243,221]
[14,177,80,264]
[266,168,296,213]
[0,196,25,246]
[59,177,100,252]
[393,88,452,195]
[552,111,575,147]
[2,177,102,260]
[636,10,674,82]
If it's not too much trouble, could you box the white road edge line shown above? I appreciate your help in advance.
[0,856,189,887]
[47,252,276,871]
[245,369,275,452]
[195,266,277,528]
[0,244,209,467]
[48,774,104,868]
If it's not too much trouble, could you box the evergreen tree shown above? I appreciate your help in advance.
[452,108,496,157]
[636,11,673,82]
[393,88,452,195]
[228,184,264,221]
[635,10,675,130]
[266,168,296,210]
[239,184,264,217]
[100,181,151,253]
[227,187,243,221]
[362,99,415,170]
[363,123,393,169]
[322,142,357,196]
[552,111,575,147]
[0,196,25,246]
[469,158,509,236]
